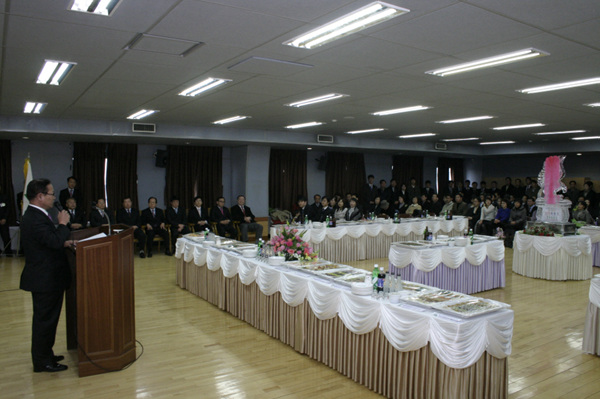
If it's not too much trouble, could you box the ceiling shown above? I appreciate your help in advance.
[1,0,600,149]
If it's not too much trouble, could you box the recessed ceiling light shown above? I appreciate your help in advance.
[492,123,545,130]
[286,93,348,107]
[307,147,313,150]
[572,136,600,141]
[577,153,583,156]
[518,77,600,94]
[399,133,436,139]
[346,128,386,134]
[371,105,430,116]
[283,2,409,49]
[178,77,231,97]
[480,141,516,145]
[23,102,47,114]
[285,122,323,129]
[426,48,548,77]
[441,137,480,142]
[436,116,494,124]
[22,136,29,140]
[534,130,586,136]
[69,0,121,16]
[585,102,600,107]
[212,115,250,125]
[127,109,158,120]
[36,60,76,85]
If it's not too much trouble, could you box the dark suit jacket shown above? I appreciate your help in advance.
[345,208,362,221]
[116,207,141,227]
[362,184,378,205]
[317,206,334,222]
[58,187,83,209]
[188,206,209,226]
[166,207,187,226]
[385,187,400,204]
[293,206,315,223]
[422,187,436,200]
[20,206,71,292]
[67,208,86,229]
[210,206,232,224]
[89,208,115,227]
[230,204,256,224]
[430,200,443,216]
[141,207,166,229]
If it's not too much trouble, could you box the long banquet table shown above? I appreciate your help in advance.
[578,226,600,267]
[388,239,505,294]
[270,217,469,263]
[512,231,593,280]
[175,236,513,399]
[583,275,600,355]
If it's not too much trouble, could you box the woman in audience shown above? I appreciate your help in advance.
[369,196,382,215]
[466,197,482,231]
[334,198,348,220]
[399,184,408,203]
[345,198,362,221]
[478,197,496,235]
[397,196,409,215]
[406,196,422,216]
[573,201,594,224]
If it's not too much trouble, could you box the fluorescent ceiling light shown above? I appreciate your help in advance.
[441,137,479,142]
[69,0,121,15]
[492,123,545,130]
[178,77,231,97]
[127,109,158,120]
[346,128,386,134]
[436,116,494,124]
[585,102,600,107]
[426,48,548,77]
[371,105,430,116]
[534,130,586,136]
[286,122,323,129]
[36,60,76,85]
[399,133,436,139]
[518,77,600,94]
[212,115,249,125]
[284,2,409,49]
[286,93,348,107]
[480,141,515,145]
[23,102,47,114]
[572,136,600,141]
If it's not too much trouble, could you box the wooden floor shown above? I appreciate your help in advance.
[2,248,600,399]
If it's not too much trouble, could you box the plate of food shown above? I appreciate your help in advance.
[407,290,466,305]
[440,298,506,318]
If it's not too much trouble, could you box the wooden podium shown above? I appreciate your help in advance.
[65,224,136,377]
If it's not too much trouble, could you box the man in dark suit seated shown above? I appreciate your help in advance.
[230,195,263,243]
[65,198,85,230]
[210,197,238,239]
[88,197,115,227]
[58,176,83,210]
[166,196,190,250]
[20,178,74,373]
[293,196,315,224]
[116,196,147,258]
[317,196,335,222]
[188,196,211,232]
[309,194,322,220]
[429,194,443,216]
[140,197,171,257]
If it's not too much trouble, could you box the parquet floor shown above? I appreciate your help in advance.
[2,248,600,399]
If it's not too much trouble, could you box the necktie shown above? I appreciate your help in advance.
[152,209,155,217]
[197,207,201,217]
[241,205,245,215]
[69,189,73,197]
[100,210,104,218]
[220,207,224,215]
[127,209,131,215]
[70,210,74,217]
[175,208,178,214]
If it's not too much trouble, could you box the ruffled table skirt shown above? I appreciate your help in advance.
[389,260,505,294]
[176,258,508,399]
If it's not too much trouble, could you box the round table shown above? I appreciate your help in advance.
[578,226,600,266]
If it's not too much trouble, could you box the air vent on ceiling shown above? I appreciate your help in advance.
[317,134,334,144]
[132,123,156,133]
[434,142,448,151]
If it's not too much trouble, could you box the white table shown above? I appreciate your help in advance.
[270,217,469,263]
[512,231,593,280]
[388,239,505,294]
[583,276,600,355]
[175,237,513,399]
[579,226,600,267]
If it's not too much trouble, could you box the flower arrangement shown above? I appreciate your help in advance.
[268,226,318,261]
[523,225,555,237]
[495,227,505,240]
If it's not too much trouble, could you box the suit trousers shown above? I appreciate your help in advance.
[170,225,190,248]
[31,291,64,366]
[216,222,238,239]
[132,227,147,252]
[239,222,263,243]
[145,227,170,253]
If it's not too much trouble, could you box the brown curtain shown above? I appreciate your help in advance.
[73,142,106,216]
[269,149,307,210]
[106,143,138,212]
[325,152,366,197]
[165,145,222,210]
[0,140,17,225]
[392,155,424,186]
[437,157,464,191]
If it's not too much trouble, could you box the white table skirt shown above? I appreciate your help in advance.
[583,276,600,355]
[270,218,468,263]
[512,232,593,280]
[175,237,513,369]
[579,227,600,267]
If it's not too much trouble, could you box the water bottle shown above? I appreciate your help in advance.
[384,274,391,297]
[394,210,399,223]
[372,264,379,294]
[304,215,308,225]
[377,266,385,294]
[469,228,474,245]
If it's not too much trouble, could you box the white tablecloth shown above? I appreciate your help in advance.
[270,218,468,263]
[583,276,600,355]
[176,237,513,369]
[512,232,593,280]
[579,226,600,266]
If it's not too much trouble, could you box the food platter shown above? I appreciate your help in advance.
[440,298,505,317]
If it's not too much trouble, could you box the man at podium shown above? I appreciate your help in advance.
[20,178,74,373]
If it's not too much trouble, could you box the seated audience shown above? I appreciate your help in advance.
[573,201,594,224]
[504,199,526,247]
[116,196,147,258]
[166,196,190,250]
[210,197,238,239]
[420,194,432,214]
[441,195,454,215]
[406,196,422,216]
[369,196,382,215]
[65,198,85,230]
[293,196,315,224]
[422,180,436,200]
[188,196,211,232]
[345,198,362,221]
[397,196,409,214]
[452,194,468,216]
[140,196,171,256]
[525,197,537,221]
[379,200,394,218]
[466,197,482,231]
[309,194,322,216]
[231,195,263,243]
[334,198,348,220]
[89,197,114,227]
[493,200,511,234]
[316,196,334,222]
[478,197,496,235]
